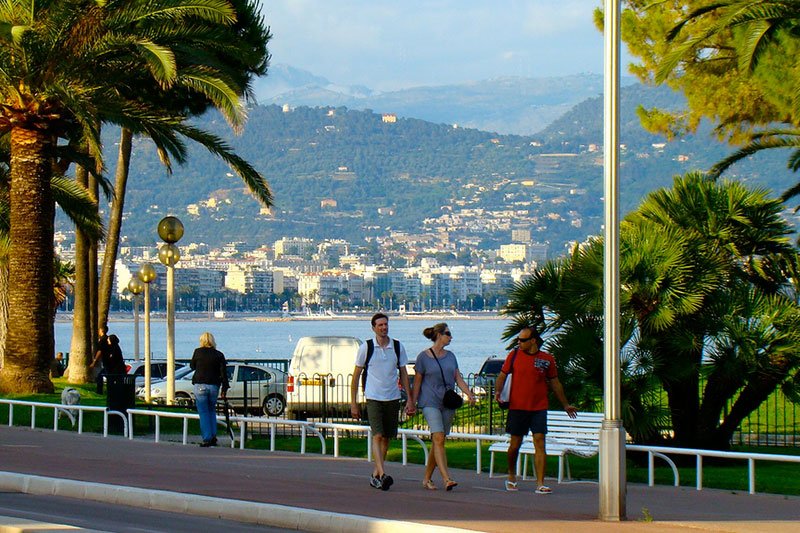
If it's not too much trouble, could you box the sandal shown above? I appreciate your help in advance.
[422,480,437,490]
[535,485,552,494]
[504,479,519,492]
[445,479,458,491]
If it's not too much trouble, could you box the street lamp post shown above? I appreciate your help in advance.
[158,216,184,406]
[600,0,627,521]
[137,263,157,402]
[127,277,145,361]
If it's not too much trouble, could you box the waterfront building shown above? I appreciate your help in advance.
[225,265,274,295]
[180,267,225,295]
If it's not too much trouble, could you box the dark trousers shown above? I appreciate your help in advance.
[96,370,107,394]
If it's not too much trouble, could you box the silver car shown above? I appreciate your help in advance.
[141,363,288,417]
[126,360,186,389]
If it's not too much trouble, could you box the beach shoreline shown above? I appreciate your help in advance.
[56,311,506,323]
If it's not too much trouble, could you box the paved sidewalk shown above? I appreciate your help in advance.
[0,426,798,532]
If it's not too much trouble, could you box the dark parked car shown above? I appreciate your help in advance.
[472,356,504,397]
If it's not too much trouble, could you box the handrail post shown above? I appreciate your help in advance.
[334,427,340,457]
[697,455,703,490]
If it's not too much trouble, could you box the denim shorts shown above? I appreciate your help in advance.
[506,409,548,436]
[422,406,455,435]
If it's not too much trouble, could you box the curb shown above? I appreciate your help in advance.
[0,471,471,533]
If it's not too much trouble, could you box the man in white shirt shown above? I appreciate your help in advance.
[350,313,414,490]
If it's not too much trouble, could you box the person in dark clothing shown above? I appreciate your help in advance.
[105,335,126,374]
[50,352,65,378]
[190,331,229,447]
[90,334,111,393]
[90,334,126,393]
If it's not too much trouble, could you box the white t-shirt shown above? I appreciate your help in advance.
[354,338,408,401]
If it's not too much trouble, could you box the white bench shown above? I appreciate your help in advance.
[488,411,604,483]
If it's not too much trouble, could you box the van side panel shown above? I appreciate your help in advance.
[287,336,363,419]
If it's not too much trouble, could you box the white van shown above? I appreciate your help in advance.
[286,336,362,419]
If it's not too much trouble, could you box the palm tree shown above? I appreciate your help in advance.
[95,0,272,335]
[0,147,103,374]
[504,173,800,448]
[661,0,800,79]
[0,0,242,393]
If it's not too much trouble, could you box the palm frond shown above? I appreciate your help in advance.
[51,174,105,241]
[174,122,272,206]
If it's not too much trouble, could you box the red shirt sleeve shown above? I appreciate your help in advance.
[545,353,558,379]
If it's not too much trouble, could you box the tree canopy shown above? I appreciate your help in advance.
[604,1,800,197]
[504,172,800,448]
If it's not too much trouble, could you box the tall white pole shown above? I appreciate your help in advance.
[158,216,183,407]
[166,263,175,405]
[133,296,140,362]
[600,0,627,521]
[138,263,156,403]
[143,284,152,402]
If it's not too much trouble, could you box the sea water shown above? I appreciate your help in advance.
[55,317,514,375]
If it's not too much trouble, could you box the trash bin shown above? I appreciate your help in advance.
[107,374,136,434]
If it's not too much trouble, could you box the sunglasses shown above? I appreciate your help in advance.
[518,336,533,342]
[442,331,452,336]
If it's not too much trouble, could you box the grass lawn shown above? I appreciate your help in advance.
[3,381,799,496]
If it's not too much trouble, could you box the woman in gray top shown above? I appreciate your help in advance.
[412,322,475,491]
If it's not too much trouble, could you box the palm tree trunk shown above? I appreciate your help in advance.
[710,362,792,449]
[0,248,8,370]
[98,128,133,331]
[88,174,99,344]
[0,127,56,393]
[67,165,94,384]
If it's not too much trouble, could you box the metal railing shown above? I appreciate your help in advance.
[6,397,799,496]
[0,398,128,437]
[627,444,800,494]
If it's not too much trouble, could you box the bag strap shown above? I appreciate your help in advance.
[363,339,402,391]
[429,348,452,391]
[506,348,519,375]
[361,339,375,391]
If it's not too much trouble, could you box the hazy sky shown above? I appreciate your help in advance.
[260,1,613,91]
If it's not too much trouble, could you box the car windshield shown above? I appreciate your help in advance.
[175,366,194,380]
[150,365,194,382]
[479,359,504,375]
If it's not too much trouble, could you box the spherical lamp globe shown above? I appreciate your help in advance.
[158,243,181,267]
[127,277,145,295]
[157,216,184,244]
[138,263,157,284]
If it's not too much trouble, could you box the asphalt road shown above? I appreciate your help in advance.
[0,491,294,532]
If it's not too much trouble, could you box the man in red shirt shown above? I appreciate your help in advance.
[494,328,577,494]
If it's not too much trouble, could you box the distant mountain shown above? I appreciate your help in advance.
[251,64,374,100]
[253,64,636,135]
[73,82,797,254]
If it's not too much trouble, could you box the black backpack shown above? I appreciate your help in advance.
[361,338,402,391]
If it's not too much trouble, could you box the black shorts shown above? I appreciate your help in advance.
[366,399,400,439]
[506,409,548,436]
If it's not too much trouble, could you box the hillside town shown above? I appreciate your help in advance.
[55,232,549,312]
